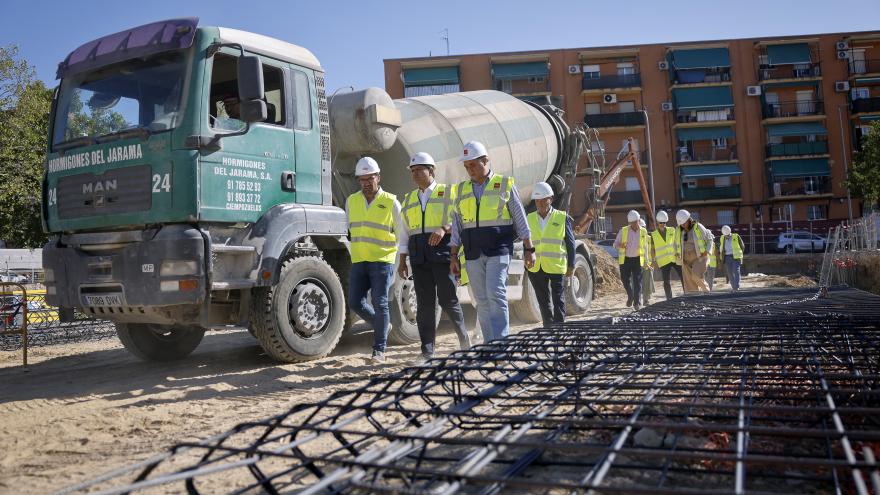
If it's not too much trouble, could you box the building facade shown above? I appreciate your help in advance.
[384,31,880,232]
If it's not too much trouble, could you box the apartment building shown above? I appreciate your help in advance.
[384,31,880,231]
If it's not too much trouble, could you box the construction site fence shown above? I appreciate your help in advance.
[820,212,880,287]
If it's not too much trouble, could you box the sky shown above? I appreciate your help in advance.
[3,0,879,93]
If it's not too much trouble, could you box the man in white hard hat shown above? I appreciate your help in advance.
[639,218,655,306]
[450,141,535,343]
[525,182,575,327]
[675,209,714,293]
[613,210,649,309]
[398,152,471,365]
[719,225,745,291]
[651,210,683,300]
[346,157,405,363]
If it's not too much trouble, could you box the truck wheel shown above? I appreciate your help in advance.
[116,323,205,361]
[250,256,345,362]
[566,253,594,315]
[511,274,542,325]
[388,275,439,345]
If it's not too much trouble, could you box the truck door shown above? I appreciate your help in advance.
[199,51,296,222]
[290,68,323,205]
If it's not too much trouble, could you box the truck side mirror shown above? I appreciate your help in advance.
[237,55,267,123]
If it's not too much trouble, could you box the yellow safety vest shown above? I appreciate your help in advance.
[455,174,513,229]
[708,242,717,268]
[677,223,709,259]
[527,209,568,274]
[618,226,648,267]
[458,251,469,286]
[720,233,744,260]
[348,190,398,264]
[401,183,454,233]
[651,227,677,267]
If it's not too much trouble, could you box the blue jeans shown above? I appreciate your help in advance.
[466,254,510,343]
[724,255,742,291]
[349,261,394,352]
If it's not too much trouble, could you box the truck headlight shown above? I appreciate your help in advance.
[160,261,199,276]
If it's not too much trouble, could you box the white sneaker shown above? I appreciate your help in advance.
[370,350,386,363]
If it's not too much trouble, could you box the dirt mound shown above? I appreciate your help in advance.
[765,274,818,288]
[585,239,624,296]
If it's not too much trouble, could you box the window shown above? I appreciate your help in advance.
[804,176,820,194]
[501,80,513,93]
[852,87,871,100]
[808,205,827,220]
[715,176,731,187]
[292,70,311,130]
[405,84,459,97]
[717,210,735,225]
[617,63,635,75]
[625,177,640,191]
[850,49,866,74]
[209,53,286,129]
[618,101,636,113]
[711,137,727,149]
[583,65,600,79]
[683,179,697,189]
[528,76,546,83]
[585,103,601,115]
[603,217,614,233]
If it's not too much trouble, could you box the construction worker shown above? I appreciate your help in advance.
[450,141,535,343]
[613,210,648,309]
[346,157,404,363]
[397,152,471,364]
[639,218,655,305]
[705,235,718,291]
[720,225,745,291]
[675,209,714,293]
[525,182,575,327]
[651,210,683,300]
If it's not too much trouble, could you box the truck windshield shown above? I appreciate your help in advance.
[52,52,186,149]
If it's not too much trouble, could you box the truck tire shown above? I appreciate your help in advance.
[250,256,346,362]
[116,323,205,361]
[388,275,439,345]
[511,274,542,325]
[566,253,594,315]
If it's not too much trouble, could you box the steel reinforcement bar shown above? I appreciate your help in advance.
[64,287,880,494]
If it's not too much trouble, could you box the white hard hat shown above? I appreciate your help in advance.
[531,182,554,200]
[638,218,646,228]
[409,152,436,168]
[627,210,640,223]
[355,157,380,176]
[722,225,732,235]
[656,210,669,223]
[676,209,691,227]
[459,141,488,162]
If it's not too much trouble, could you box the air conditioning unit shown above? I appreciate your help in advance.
[658,60,669,71]
[746,85,762,96]
[660,101,673,112]
[568,64,581,74]
[836,41,849,51]
[603,93,618,104]
[837,50,850,60]
[835,81,850,92]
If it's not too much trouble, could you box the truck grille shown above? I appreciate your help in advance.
[57,164,152,219]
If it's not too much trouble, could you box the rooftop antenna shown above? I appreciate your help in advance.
[441,28,449,55]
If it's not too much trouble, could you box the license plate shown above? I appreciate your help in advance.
[83,293,124,306]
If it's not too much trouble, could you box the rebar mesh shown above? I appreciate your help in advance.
[64,287,880,495]
[820,213,880,287]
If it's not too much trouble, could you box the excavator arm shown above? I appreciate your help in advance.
[574,137,655,235]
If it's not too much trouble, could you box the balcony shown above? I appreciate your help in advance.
[672,67,732,85]
[676,144,737,164]
[675,107,735,124]
[852,97,880,114]
[584,111,645,128]
[582,73,641,91]
[766,141,828,157]
[680,185,741,202]
[758,63,821,81]
[607,190,649,206]
[770,176,831,198]
[762,100,824,119]
[849,59,880,75]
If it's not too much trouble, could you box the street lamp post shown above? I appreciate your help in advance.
[837,105,854,223]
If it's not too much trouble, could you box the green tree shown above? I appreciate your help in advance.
[0,45,53,248]
[845,121,880,207]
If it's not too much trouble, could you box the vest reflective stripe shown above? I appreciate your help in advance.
[708,243,717,268]
[618,226,648,267]
[720,233,744,260]
[527,209,567,274]
[348,190,397,264]
[651,228,677,267]
[458,251,469,286]
[402,184,454,232]
[456,175,513,230]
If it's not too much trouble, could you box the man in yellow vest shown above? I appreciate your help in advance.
[651,210,683,300]
[397,152,471,364]
[613,210,649,310]
[675,209,714,293]
[720,225,745,291]
[346,157,404,363]
[450,141,535,343]
[525,182,575,327]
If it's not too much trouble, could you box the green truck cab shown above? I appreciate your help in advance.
[43,19,595,362]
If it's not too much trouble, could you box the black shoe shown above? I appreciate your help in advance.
[626,297,633,307]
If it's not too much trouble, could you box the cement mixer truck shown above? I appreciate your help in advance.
[41,18,597,362]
